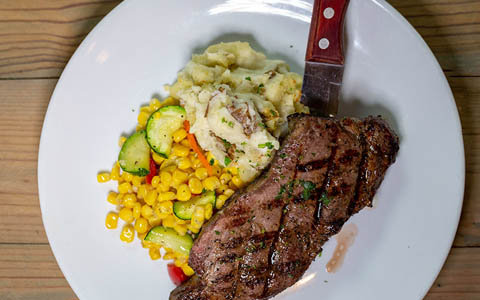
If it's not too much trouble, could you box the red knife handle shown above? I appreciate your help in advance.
[306,0,349,64]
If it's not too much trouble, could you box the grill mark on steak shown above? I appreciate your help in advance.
[170,115,399,300]
[296,159,330,172]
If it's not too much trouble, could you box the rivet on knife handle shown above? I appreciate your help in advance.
[301,0,349,117]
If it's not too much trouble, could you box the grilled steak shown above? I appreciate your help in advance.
[170,114,399,300]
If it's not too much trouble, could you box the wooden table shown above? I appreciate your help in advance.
[0,0,478,299]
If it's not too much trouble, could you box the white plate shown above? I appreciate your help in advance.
[38,0,465,299]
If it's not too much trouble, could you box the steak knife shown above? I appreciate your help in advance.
[301,0,350,117]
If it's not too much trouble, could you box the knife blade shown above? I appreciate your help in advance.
[301,0,349,117]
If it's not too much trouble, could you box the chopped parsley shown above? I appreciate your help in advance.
[241,142,247,146]
[258,122,266,129]
[221,117,227,124]
[260,241,265,249]
[224,157,232,166]
[320,192,331,206]
[215,230,220,235]
[318,251,323,257]
[228,121,234,128]
[257,83,264,94]
[279,153,287,159]
[222,138,232,150]
[209,158,215,166]
[261,228,265,234]
[245,76,252,81]
[300,180,316,200]
[258,142,274,149]
[270,109,277,117]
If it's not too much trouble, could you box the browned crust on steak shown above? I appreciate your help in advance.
[170,114,399,300]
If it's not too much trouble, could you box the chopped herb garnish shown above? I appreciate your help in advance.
[228,121,234,128]
[257,83,264,94]
[266,152,271,158]
[241,142,247,146]
[258,142,274,150]
[221,138,231,150]
[270,109,277,117]
[221,117,227,124]
[260,241,265,248]
[300,180,316,200]
[311,152,317,156]
[279,153,287,159]
[245,76,251,81]
[224,157,232,166]
[231,230,236,234]
[258,122,266,129]
[318,251,323,257]
[215,230,220,235]
[280,174,285,179]
[320,192,331,206]
[261,228,265,234]
[202,188,207,194]
[209,158,215,166]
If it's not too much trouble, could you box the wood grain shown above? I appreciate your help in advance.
[0,0,478,299]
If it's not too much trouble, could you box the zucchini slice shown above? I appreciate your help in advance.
[173,191,216,220]
[146,105,186,158]
[118,130,150,176]
[144,226,193,256]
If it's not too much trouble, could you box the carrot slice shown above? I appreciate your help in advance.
[184,120,213,176]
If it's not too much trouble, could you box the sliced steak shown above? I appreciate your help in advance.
[170,114,399,300]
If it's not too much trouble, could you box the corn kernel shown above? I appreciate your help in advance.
[188,178,203,194]
[216,195,228,209]
[162,164,177,173]
[195,168,208,180]
[231,176,244,188]
[141,204,154,218]
[134,217,149,234]
[163,215,176,228]
[110,163,121,181]
[172,170,188,185]
[149,247,161,260]
[152,152,165,165]
[156,182,170,193]
[203,176,220,191]
[157,201,173,214]
[132,176,143,187]
[205,203,213,220]
[172,144,190,157]
[192,158,202,169]
[138,231,147,240]
[137,184,148,199]
[142,240,154,248]
[180,139,191,148]
[216,184,228,195]
[172,128,187,143]
[226,166,239,175]
[177,184,191,201]
[140,106,152,113]
[122,172,133,182]
[163,252,176,260]
[148,214,162,227]
[120,224,135,243]
[220,173,232,185]
[116,193,125,205]
[188,224,200,233]
[145,190,158,206]
[97,173,110,183]
[119,207,134,223]
[174,216,188,224]
[229,180,237,189]
[158,192,175,202]
[118,136,127,147]
[133,202,142,219]
[136,124,144,132]
[137,111,150,127]
[211,166,221,176]
[150,98,161,111]
[151,176,161,187]
[123,193,137,208]
[192,206,205,227]
[107,192,118,205]
[177,157,192,170]
[160,171,172,184]
[105,212,118,229]
[174,224,188,236]
[118,182,131,194]
[174,256,187,267]
[182,264,195,276]
[224,189,235,197]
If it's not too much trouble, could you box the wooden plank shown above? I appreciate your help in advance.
[0,244,478,300]
[389,0,480,77]
[0,0,121,79]
[0,0,477,78]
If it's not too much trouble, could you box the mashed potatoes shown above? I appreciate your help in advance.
[166,42,308,182]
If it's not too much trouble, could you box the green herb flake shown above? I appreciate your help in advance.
[228,121,234,128]
[300,180,316,200]
[222,138,232,149]
[245,76,252,81]
[257,83,265,94]
[320,192,331,206]
[279,153,287,159]
[241,142,247,146]
[224,157,232,166]
[209,158,215,166]
[221,117,227,124]
[215,230,220,235]
[318,251,323,257]
[270,109,277,117]
[258,122,266,129]
[261,228,265,234]
[258,142,274,150]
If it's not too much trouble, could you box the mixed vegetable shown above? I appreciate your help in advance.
[97,97,242,282]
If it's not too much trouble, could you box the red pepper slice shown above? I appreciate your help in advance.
[145,158,158,184]
[167,263,189,286]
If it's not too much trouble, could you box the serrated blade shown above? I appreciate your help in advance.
[300,61,344,117]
